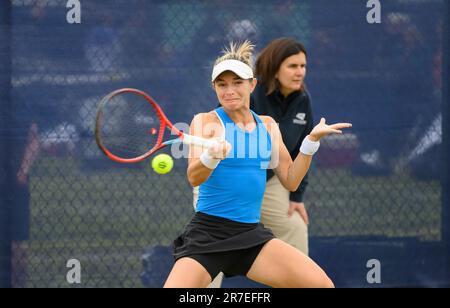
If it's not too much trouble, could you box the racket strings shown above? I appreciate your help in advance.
[98,93,160,159]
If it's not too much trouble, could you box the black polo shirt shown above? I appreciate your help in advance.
[250,83,314,202]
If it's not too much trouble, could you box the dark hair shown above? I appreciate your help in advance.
[255,38,307,95]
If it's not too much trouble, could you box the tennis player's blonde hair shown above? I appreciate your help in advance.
[214,40,254,67]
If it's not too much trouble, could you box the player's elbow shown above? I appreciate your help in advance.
[187,170,204,187]
[188,175,201,187]
[187,162,213,187]
[288,183,300,192]
[280,182,298,192]
[279,178,300,192]
[187,171,197,187]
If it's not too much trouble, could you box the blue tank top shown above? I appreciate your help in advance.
[196,107,272,223]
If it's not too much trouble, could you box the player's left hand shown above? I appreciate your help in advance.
[309,118,352,142]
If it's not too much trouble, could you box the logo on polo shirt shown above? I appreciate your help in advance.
[293,113,307,125]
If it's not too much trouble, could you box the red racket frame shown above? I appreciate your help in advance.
[95,88,184,164]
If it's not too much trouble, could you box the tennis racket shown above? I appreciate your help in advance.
[95,88,218,163]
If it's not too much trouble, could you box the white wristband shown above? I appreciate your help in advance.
[300,136,320,156]
[200,151,221,170]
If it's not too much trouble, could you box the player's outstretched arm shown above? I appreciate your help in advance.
[274,117,352,191]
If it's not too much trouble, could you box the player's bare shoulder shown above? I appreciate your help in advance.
[258,115,277,126]
[192,111,220,124]
[191,111,222,139]
[205,111,222,124]
[258,115,279,139]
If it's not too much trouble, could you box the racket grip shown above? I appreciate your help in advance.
[183,134,219,149]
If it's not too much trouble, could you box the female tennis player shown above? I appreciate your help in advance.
[164,41,351,288]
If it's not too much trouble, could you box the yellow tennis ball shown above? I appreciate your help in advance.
[152,154,174,174]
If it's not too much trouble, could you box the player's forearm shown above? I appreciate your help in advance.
[285,153,312,192]
[187,159,215,187]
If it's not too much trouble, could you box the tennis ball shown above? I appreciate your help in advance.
[152,154,174,175]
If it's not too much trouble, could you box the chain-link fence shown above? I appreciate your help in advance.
[1,0,448,287]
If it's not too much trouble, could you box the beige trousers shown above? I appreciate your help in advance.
[191,176,309,288]
[260,176,309,255]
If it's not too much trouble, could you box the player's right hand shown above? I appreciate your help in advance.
[208,140,231,160]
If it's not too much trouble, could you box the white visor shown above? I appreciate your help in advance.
[211,59,254,82]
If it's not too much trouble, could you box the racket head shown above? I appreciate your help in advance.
[95,88,180,163]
